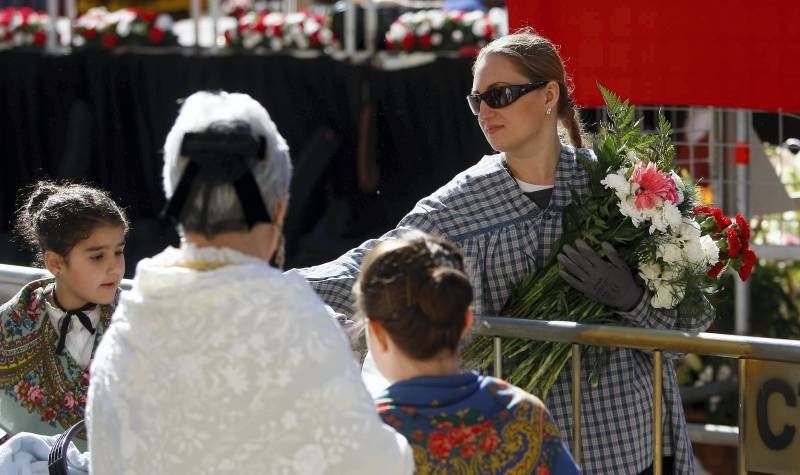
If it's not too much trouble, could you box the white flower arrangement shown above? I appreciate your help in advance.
[0,7,50,50]
[226,11,336,52]
[73,7,177,49]
[384,9,500,54]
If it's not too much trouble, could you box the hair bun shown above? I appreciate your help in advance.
[416,267,472,328]
[23,181,61,219]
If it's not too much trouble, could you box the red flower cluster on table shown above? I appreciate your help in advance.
[427,420,501,460]
[0,7,51,49]
[73,7,176,49]
[225,11,336,52]
[695,205,756,281]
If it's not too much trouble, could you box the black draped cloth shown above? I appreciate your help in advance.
[0,50,490,270]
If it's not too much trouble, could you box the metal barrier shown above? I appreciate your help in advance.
[474,316,800,475]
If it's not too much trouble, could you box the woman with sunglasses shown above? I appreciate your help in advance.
[297,29,711,474]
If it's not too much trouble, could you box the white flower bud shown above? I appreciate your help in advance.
[155,14,173,31]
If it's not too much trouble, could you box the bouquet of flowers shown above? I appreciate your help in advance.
[0,7,50,50]
[224,11,336,52]
[463,87,757,397]
[384,9,498,55]
[73,7,176,49]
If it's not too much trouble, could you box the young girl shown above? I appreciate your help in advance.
[0,180,127,438]
[356,231,579,473]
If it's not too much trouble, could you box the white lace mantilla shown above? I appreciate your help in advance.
[87,245,412,474]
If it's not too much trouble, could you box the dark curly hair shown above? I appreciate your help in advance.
[14,180,129,265]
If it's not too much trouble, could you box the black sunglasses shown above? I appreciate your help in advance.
[466,80,549,115]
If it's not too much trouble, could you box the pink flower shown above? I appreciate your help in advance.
[62,392,77,410]
[631,162,680,209]
[27,386,44,405]
[13,380,30,400]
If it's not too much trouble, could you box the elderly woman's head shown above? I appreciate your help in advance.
[162,91,292,262]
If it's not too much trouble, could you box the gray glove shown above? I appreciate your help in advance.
[557,240,643,311]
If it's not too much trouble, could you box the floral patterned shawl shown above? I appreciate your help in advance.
[0,278,114,435]
[377,372,580,474]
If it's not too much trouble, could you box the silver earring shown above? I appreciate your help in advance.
[546,107,552,116]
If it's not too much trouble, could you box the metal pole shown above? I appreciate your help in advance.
[492,337,502,378]
[735,109,751,335]
[363,0,377,55]
[344,0,356,57]
[190,0,201,48]
[571,343,582,467]
[284,0,297,12]
[45,0,58,53]
[737,358,747,475]
[653,350,663,475]
[65,0,76,46]
[710,108,725,210]
[209,0,220,51]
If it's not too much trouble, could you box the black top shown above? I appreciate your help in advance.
[524,188,553,209]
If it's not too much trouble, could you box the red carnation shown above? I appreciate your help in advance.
[138,10,157,23]
[719,215,732,231]
[735,214,751,245]
[738,248,757,281]
[726,227,741,258]
[418,33,432,49]
[710,208,724,231]
[32,30,45,46]
[147,27,164,44]
[707,261,725,279]
[83,27,97,39]
[484,23,495,39]
[309,30,320,46]
[18,7,32,25]
[101,32,117,48]
[693,205,712,215]
[401,31,414,51]
[224,30,233,45]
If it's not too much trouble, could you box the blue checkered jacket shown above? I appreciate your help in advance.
[296,145,713,474]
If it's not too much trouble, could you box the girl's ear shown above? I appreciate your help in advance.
[461,308,475,339]
[545,80,561,111]
[367,319,391,353]
[43,250,65,277]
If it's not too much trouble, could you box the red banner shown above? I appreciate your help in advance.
[506,1,800,111]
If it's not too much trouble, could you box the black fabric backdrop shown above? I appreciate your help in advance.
[0,50,491,270]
